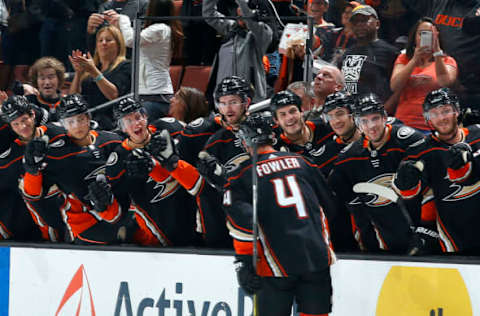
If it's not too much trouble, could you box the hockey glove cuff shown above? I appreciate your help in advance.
[407,226,440,256]
[197,151,226,191]
[234,255,262,295]
[23,135,49,175]
[86,174,114,212]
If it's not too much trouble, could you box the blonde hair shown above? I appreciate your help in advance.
[82,26,127,81]
[29,57,66,88]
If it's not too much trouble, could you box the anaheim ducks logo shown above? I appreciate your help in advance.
[442,177,480,202]
[147,176,180,203]
[224,153,250,172]
[83,165,106,181]
[350,173,395,207]
[0,147,11,159]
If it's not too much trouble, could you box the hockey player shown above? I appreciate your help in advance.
[224,113,335,316]
[0,95,63,241]
[194,76,255,248]
[328,93,435,253]
[393,88,480,254]
[271,90,335,169]
[21,94,126,244]
[105,98,202,246]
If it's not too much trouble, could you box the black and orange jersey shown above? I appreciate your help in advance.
[21,126,123,241]
[224,150,335,277]
[26,94,62,122]
[398,125,480,253]
[274,119,335,167]
[328,124,425,253]
[106,121,202,246]
[177,114,223,165]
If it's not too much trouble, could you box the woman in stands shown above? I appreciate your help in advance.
[168,87,209,124]
[112,0,184,121]
[390,17,457,133]
[68,25,131,130]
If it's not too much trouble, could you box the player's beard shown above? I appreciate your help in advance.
[434,118,459,142]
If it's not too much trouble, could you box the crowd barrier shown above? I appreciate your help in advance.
[1,242,479,315]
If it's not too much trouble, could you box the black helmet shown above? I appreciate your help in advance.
[270,90,302,115]
[238,112,275,147]
[323,91,355,114]
[1,95,33,123]
[214,76,252,108]
[353,93,385,117]
[423,88,459,120]
[58,94,89,119]
[113,97,144,121]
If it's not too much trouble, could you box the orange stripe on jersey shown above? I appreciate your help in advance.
[96,199,121,223]
[437,215,458,252]
[227,214,253,234]
[180,131,215,138]
[0,123,8,131]
[421,200,437,222]
[149,160,170,182]
[23,172,43,198]
[108,169,126,181]
[318,155,337,169]
[0,221,12,239]
[98,140,122,148]
[447,162,471,182]
[334,156,369,166]
[233,239,253,255]
[0,156,22,169]
[204,138,233,150]
[76,234,108,244]
[49,133,67,143]
[259,232,288,277]
[398,181,422,199]
[407,147,448,159]
[47,149,87,160]
[135,205,172,246]
[170,160,202,194]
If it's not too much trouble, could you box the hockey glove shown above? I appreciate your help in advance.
[197,151,226,191]
[393,160,424,192]
[145,130,179,171]
[234,255,262,295]
[407,226,440,256]
[23,135,49,174]
[86,174,114,212]
[447,142,472,170]
[125,148,154,178]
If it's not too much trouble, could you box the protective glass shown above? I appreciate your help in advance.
[324,110,351,122]
[426,106,456,120]
[118,110,147,130]
[356,115,384,128]
[216,100,245,108]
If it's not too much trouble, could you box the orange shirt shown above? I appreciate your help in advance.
[394,53,457,130]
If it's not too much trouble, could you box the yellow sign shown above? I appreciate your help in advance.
[376,266,472,316]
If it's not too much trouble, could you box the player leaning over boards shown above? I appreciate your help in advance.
[329,93,439,254]
[224,114,335,316]
[393,88,480,255]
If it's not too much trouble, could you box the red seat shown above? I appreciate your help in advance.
[169,65,184,92]
[179,66,212,93]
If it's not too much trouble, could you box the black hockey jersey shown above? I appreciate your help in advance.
[224,150,335,277]
[329,124,425,252]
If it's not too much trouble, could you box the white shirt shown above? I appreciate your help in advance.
[119,14,173,95]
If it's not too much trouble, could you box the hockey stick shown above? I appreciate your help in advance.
[250,142,259,316]
[86,93,134,114]
[248,99,271,114]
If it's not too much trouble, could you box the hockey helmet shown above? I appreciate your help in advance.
[423,88,460,120]
[58,94,89,119]
[353,93,385,117]
[270,90,302,115]
[323,91,355,116]
[238,112,275,147]
[214,76,252,108]
[1,95,33,123]
[113,97,144,121]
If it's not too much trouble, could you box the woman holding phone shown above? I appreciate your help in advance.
[390,17,457,133]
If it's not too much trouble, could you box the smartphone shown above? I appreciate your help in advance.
[420,31,433,48]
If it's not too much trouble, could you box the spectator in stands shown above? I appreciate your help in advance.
[111,0,184,121]
[309,0,334,27]
[390,17,457,132]
[312,64,344,111]
[203,0,273,102]
[23,57,67,122]
[320,1,359,65]
[339,5,399,109]
[287,81,314,112]
[86,0,148,55]
[168,86,210,124]
[68,25,131,130]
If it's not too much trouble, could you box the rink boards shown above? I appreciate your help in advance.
[0,245,479,315]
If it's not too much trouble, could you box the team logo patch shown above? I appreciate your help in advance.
[189,118,204,128]
[160,117,176,123]
[49,139,65,148]
[309,145,326,157]
[106,152,118,166]
[340,142,354,154]
[349,173,395,207]
[0,148,11,159]
[397,126,415,139]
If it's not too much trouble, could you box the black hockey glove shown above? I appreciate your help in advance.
[86,174,113,212]
[393,160,423,191]
[125,148,154,178]
[197,151,226,191]
[447,142,472,170]
[407,226,440,256]
[23,135,49,174]
[145,130,179,171]
[234,255,262,295]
